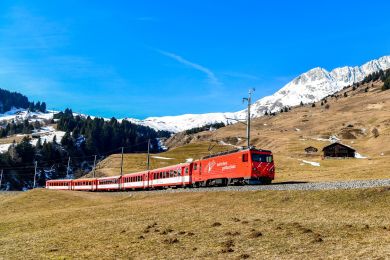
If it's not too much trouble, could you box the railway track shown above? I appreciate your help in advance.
[127,179,390,194]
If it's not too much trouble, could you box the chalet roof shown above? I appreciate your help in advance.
[322,142,356,152]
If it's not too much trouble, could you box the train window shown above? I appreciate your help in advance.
[185,168,188,174]
[252,154,273,163]
[178,169,181,176]
[194,163,197,170]
[242,154,248,162]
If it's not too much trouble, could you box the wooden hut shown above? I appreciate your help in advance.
[305,146,318,154]
[322,143,355,158]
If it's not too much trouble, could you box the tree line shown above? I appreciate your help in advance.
[185,122,225,135]
[0,88,46,113]
[55,109,171,156]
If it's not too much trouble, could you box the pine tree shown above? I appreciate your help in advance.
[382,77,390,91]
[40,102,47,112]
[300,101,304,107]
[312,103,316,107]
[35,101,41,112]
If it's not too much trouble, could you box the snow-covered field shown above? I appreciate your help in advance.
[298,159,321,167]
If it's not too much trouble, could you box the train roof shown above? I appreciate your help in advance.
[98,175,121,180]
[202,147,272,160]
[148,163,190,172]
[47,179,72,182]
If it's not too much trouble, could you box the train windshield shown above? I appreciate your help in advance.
[251,153,273,163]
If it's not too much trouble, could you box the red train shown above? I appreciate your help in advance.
[46,148,275,191]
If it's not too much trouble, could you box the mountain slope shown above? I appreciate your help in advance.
[126,55,390,132]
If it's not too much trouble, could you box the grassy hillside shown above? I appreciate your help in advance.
[93,81,390,182]
[1,188,389,259]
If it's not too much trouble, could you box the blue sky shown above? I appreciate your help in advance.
[0,1,389,119]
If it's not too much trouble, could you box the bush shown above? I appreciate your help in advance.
[372,128,379,138]
[325,104,330,109]
[382,77,390,91]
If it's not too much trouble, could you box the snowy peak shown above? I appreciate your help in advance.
[249,55,390,116]
[292,67,331,85]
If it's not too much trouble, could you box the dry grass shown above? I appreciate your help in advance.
[0,188,390,259]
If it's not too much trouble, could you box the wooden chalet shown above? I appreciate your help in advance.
[322,143,355,158]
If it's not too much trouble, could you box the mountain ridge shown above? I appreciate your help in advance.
[126,55,390,133]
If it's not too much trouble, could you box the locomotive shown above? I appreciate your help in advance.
[46,147,275,191]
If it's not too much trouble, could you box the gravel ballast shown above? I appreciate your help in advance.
[127,179,390,194]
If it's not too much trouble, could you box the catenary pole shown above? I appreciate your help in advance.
[93,155,97,178]
[0,169,3,189]
[147,139,150,170]
[66,156,71,177]
[33,161,37,188]
[120,147,124,177]
[243,88,255,148]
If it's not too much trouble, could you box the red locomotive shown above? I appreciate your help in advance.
[46,147,274,191]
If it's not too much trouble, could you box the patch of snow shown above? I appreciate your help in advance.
[0,143,12,153]
[151,156,174,160]
[219,140,241,148]
[298,159,320,167]
[156,138,168,151]
[295,128,301,131]
[355,152,367,159]
[185,158,193,163]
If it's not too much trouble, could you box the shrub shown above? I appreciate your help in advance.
[372,128,379,138]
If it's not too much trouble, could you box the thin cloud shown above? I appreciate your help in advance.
[158,50,221,86]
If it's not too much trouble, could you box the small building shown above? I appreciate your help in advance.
[305,146,318,154]
[322,143,355,158]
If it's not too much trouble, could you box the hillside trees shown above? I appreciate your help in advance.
[383,76,390,91]
[55,109,171,156]
[185,122,225,135]
[0,88,46,113]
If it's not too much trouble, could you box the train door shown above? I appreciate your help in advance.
[180,167,184,186]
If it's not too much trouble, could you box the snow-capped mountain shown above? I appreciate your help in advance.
[126,55,390,132]
[125,112,239,133]
[247,55,390,116]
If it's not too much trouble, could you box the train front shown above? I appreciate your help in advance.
[249,149,275,184]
